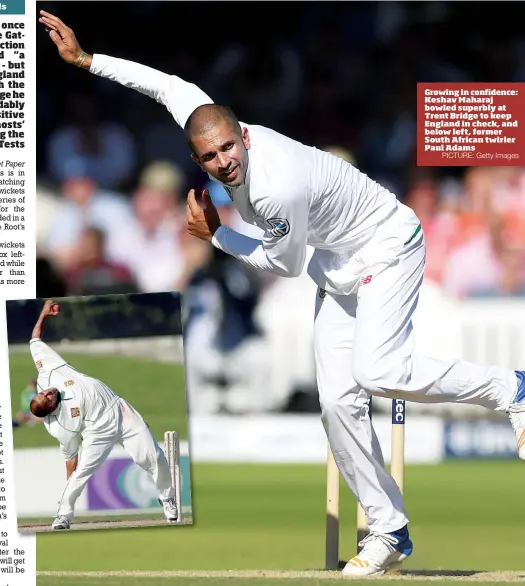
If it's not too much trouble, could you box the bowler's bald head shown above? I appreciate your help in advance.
[30,388,60,417]
[184,104,241,151]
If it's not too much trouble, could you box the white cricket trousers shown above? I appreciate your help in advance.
[314,217,518,535]
[57,398,174,518]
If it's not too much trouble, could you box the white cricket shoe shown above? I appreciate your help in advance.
[342,527,413,577]
[159,497,178,522]
[51,515,70,530]
[508,371,525,460]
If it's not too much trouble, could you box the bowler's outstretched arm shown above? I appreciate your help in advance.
[39,10,214,128]
[31,299,60,340]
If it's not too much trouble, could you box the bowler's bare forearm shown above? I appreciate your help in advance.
[31,312,48,340]
[66,455,78,479]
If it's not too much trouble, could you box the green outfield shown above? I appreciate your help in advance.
[36,460,523,581]
[10,350,523,583]
[9,351,188,446]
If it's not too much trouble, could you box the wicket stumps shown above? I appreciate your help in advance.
[325,397,406,570]
[164,430,182,523]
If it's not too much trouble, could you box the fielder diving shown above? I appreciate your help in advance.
[40,10,525,573]
[29,299,179,530]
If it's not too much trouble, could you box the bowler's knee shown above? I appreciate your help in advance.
[319,394,365,421]
[353,354,409,393]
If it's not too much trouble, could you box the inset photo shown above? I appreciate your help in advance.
[7,292,192,533]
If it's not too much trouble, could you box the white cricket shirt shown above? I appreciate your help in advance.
[30,338,120,460]
[90,55,420,295]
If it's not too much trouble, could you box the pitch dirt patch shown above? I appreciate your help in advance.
[20,517,192,533]
[37,570,525,581]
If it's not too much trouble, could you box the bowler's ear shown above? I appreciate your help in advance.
[190,153,204,171]
[242,127,251,150]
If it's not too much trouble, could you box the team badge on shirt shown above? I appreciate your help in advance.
[267,218,290,238]
[36,360,43,369]
[70,407,80,418]
[64,379,74,387]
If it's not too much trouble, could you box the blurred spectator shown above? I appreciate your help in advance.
[444,210,525,298]
[107,161,187,293]
[44,167,134,271]
[46,93,136,190]
[65,227,138,296]
[139,159,185,196]
[459,167,525,297]
[12,378,42,428]
[184,245,271,414]
[489,166,525,218]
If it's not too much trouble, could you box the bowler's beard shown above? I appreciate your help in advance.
[51,391,62,412]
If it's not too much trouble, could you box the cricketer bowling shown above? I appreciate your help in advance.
[29,299,179,530]
[40,10,525,573]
